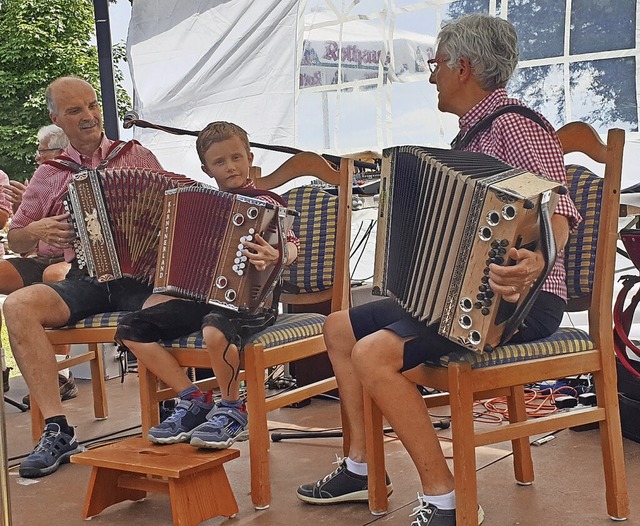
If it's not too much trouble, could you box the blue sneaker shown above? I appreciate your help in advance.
[19,423,85,478]
[190,404,249,449]
[147,398,213,444]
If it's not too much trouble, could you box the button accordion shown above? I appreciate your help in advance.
[65,168,196,284]
[372,146,564,353]
[154,185,297,313]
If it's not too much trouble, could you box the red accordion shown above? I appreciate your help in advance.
[66,168,196,284]
[154,185,297,313]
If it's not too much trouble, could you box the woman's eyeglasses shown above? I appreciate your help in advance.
[427,56,448,73]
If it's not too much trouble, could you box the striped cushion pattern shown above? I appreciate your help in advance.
[564,164,603,301]
[161,312,326,350]
[440,327,594,369]
[282,186,338,293]
[59,311,130,329]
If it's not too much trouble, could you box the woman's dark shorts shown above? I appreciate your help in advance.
[349,292,566,372]
[6,255,66,286]
[46,265,154,325]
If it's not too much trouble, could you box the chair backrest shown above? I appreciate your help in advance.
[557,122,624,334]
[253,151,354,312]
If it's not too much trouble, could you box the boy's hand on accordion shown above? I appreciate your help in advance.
[242,234,279,272]
[488,246,544,303]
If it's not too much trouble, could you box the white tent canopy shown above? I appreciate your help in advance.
[127,0,640,191]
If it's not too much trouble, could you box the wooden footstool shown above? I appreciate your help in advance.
[71,437,240,526]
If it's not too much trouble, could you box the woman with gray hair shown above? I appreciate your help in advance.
[298,13,580,526]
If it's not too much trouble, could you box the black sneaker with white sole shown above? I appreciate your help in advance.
[296,458,393,504]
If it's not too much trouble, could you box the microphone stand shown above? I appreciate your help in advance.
[122,114,378,171]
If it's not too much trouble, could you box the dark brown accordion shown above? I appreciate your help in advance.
[65,168,197,284]
[154,186,297,314]
[373,146,563,353]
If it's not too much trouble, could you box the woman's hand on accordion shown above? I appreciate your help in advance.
[488,246,544,303]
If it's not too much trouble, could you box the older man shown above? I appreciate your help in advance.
[4,76,163,478]
[297,14,581,526]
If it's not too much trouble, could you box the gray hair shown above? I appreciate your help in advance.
[37,124,70,150]
[437,14,519,91]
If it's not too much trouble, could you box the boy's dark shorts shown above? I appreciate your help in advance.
[349,292,566,372]
[45,265,153,325]
[6,255,66,286]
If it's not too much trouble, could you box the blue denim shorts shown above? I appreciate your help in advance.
[46,265,153,325]
[349,292,565,372]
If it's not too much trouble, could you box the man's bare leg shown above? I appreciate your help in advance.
[3,284,71,419]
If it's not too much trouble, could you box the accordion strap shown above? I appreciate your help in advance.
[451,104,548,150]
[230,187,288,207]
[43,139,141,173]
[499,191,558,346]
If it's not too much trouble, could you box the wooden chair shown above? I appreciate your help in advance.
[28,318,119,443]
[363,122,629,524]
[137,151,354,509]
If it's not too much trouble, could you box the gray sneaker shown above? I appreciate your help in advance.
[19,423,85,478]
[190,404,249,449]
[409,498,485,526]
[147,398,213,444]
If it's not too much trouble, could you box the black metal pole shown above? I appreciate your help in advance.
[93,0,119,140]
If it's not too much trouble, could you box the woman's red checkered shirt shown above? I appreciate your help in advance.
[457,88,582,302]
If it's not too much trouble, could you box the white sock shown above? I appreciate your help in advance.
[421,489,456,510]
[345,457,368,476]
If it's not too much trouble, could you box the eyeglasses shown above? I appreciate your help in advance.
[427,56,448,73]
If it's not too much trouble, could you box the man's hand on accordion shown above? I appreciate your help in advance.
[488,246,544,303]
[27,212,76,249]
[241,233,281,272]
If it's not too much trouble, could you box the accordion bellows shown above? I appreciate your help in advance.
[373,146,563,353]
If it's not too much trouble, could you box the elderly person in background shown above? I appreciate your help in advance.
[0,124,75,402]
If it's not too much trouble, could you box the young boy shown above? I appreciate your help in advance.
[115,121,299,448]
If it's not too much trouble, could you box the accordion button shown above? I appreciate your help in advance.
[485,290,495,299]
[481,308,490,316]
[249,228,255,234]
[476,293,485,301]
[484,299,493,307]
[494,257,504,265]
[488,249,497,257]
[500,239,509,247]
[474,302,483,309]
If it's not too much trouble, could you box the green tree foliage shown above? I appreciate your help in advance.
[0,0,131,181]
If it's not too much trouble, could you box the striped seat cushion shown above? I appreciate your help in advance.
[440,327,594,369]
[53,311,326,353]
[161,312,327,350]
[55,311,130,329]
